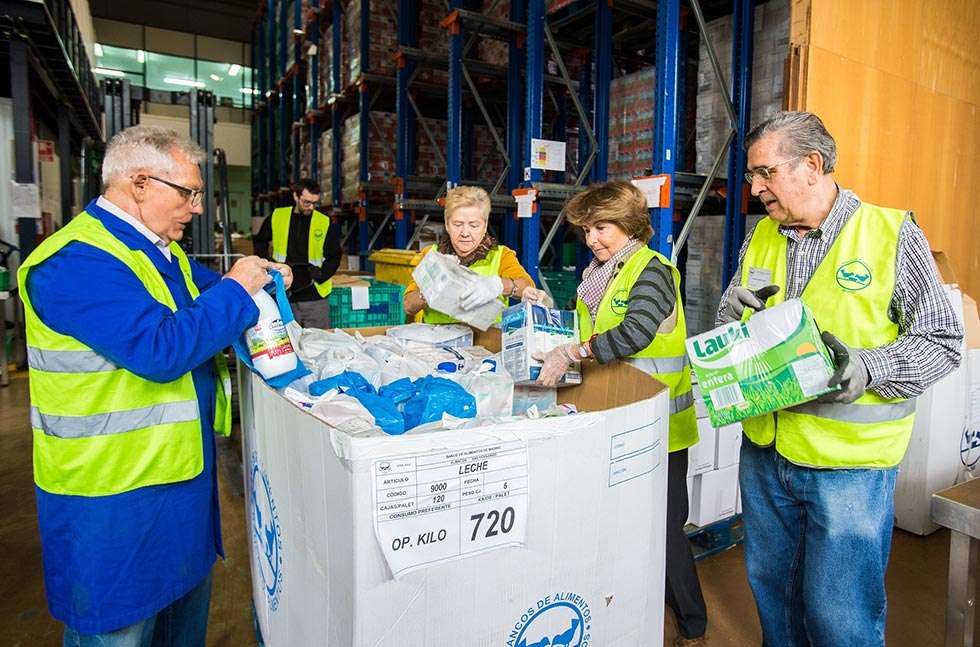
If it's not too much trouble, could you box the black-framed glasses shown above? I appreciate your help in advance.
[298,197,321,208]
[148,175,204,207]
[743,155,806,185]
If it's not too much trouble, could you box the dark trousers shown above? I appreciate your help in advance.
[666,448,708,638]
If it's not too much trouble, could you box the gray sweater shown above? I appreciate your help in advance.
[591,257,677,364]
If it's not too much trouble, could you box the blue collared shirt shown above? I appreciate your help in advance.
[27,198,258,634]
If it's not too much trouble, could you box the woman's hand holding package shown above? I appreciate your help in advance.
[459,275,503,311]
[534,342,580,387]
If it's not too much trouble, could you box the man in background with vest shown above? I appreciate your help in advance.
[718,111,962,645]
[20,125,291,645]
[253,178,341,329]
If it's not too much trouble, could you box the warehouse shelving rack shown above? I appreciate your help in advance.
[251,0,758,284]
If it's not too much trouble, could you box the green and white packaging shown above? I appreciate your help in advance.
[685,299,837,427]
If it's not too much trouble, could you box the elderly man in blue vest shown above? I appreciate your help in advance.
[717,111,962,645]
[19,125,292,646]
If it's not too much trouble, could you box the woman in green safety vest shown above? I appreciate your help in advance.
[536,181,708,645]
[403,185,546,322]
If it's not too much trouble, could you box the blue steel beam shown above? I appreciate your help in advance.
[505,0,525,251]
[395,0,418,248]
[592,0,611,181]
[522,0,544,280]
[292,0,302,185]
[447,1,465,187]
[266,0,276,195]
[577,47,592,185]
[358,0,371,262]
[652,0,680,256]
[722,0,755,286]
[330,0,343,208]
[309,0,320,182]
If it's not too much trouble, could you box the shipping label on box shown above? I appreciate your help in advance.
[686,299,836,427]
[501,302,581,386]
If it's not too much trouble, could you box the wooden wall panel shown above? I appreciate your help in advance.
[800,0,980,298]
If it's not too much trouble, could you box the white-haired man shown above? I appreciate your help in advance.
[718,111,962,645]
[18,125,291,645]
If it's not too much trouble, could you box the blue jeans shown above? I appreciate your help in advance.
[63,572,212,647]
[739,442,897,647]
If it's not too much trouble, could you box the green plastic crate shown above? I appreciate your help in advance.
[542,270,579,310]
[328,278,405,328]
[0,267,8,292]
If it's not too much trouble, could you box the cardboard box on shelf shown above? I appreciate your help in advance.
[687,418,716,477]
[243,327,670,645]
[690,464,739,528]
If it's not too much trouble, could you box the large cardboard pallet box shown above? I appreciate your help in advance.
[241,327,670,646]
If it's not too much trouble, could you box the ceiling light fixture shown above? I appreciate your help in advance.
[137,50,145,63]
[241,88,260,95]
[228,64,241,77]
[94,67,125,77]
[95,43,104,57]
[210,74,222,81]
[164,77,206,88]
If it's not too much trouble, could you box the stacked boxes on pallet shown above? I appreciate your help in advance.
[318,129,333,199]
[695,0,788,176]
[416,117,448,178]
[477,0,509,64]
[417,0,450,85]
[317,24,340,98]
[340,111,397,202]
[607,67,655,182]
[345,0,398,82]
[686,381,743,527]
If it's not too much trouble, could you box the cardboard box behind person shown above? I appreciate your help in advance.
[690,465,739,527]
[241,326,670,645]
[894,252,971,535]
[501,302,582,386]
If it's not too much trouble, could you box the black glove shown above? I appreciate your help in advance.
[817,331,870,404]
[719,285,781,323]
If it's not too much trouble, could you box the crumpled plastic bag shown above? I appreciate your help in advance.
[445,357,514,417]
[402,375,477,429]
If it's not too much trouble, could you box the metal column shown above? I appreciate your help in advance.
[722,0,755,286]
[309,0,321,182]
[331,0,343,208]
[521,0,545,281]
[652,0,681,256]
[357,0,372,262]
[190,90,216,257]
[292,0,303,185]
[446,0,465,188]
[504,0,526,251]
[58,103,73,222]
[591,0,611,182]
[395,0,419,248]
[10,38,38,257]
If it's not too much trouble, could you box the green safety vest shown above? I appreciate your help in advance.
[271,206,332,298]
[18,212,232,497]
[422,244,506,324]
[740,202,915,468]
[577,247,698,453]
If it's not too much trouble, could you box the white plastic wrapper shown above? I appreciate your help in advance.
[411,251,504,330]
[446,358,514,417]
[385,323,474,348]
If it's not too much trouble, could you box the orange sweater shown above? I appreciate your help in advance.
[404,244,534,296]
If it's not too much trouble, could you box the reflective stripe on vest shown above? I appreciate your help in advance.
[579,247,699,453]
[18,210,231,496]
[739,202,914,468]
[31,400,199,439]
[421,244,506,324]
[28,347,119,373]
[271,207,333,297]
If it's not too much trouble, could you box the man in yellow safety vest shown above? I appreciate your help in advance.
[718,111,962,645]
[20,125,292,643]
[254,177,341,329]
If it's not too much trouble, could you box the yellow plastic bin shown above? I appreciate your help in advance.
[368,248,423,286]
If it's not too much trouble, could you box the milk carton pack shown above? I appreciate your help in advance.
[685,299,836,427]
[501,302,581,386]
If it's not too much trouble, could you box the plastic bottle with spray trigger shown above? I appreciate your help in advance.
[245,286,297,380]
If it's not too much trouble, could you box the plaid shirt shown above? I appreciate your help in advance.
[718,187,963,399]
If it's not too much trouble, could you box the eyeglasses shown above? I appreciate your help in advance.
[148,175,205,207]
[743,155,806,185]
[298,197,321,208]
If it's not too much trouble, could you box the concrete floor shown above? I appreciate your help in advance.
[1,370,953,646]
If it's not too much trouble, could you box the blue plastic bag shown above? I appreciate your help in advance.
[309,371,376,397]
[309,371,406,435]
[403,376,477,429]
[378,378,417,405]
[233,270,311,389]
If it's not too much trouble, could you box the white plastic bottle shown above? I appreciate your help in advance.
[245,289,297,379]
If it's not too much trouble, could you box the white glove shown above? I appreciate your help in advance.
[459,275,504,311]
[533,342,580,386]
[521,287,553,307]
[718,285,780,323]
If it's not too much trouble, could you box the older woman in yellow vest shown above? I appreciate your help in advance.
[536,181,706,645]
[403,186,545,321]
